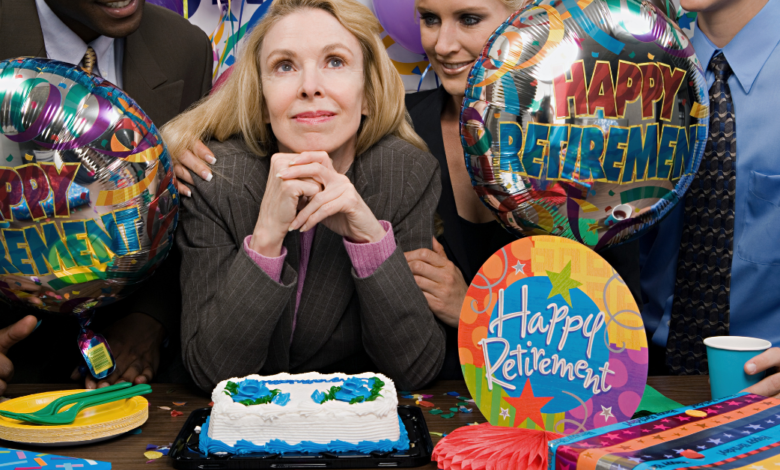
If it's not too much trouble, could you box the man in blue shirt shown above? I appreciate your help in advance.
[641,0,780,397]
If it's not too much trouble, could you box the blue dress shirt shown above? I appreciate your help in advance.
[640,0,780,349]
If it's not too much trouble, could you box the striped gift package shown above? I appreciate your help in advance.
[549,393,780,470]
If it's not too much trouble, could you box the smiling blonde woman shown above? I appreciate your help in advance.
[162,0,445,391]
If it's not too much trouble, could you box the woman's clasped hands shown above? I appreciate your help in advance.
[250,151,386,257]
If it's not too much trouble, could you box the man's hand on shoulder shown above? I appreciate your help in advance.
[72,312,165,389]
[0,316,38,395]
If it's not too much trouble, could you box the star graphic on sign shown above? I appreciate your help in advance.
[697,446,706,450]
[654,424,670,430]
[747,424,764,430]
[546,260,583,306]
[586,221,600,234]
[500,407,511,420]
[600,405,614,421]
[674,449,687,454]
[723,434,733,438]
[513,261,526,275]
[628,457,644,463]
[665,455,674,459]
[749,466,766,470]
[503,379,554,429]
[707,438,722,445]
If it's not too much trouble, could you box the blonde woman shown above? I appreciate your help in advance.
[162,0,445,391]
[404,0,643,379]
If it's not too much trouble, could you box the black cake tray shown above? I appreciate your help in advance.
[168,405,434,469]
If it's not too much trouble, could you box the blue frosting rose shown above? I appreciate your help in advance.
[232,379,271,403]
[311,390,326,403]
[272,392,291,406]
[334,378,370,402]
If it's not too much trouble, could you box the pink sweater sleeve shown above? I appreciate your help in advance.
[243,235,287,283]
[343,220,397,278]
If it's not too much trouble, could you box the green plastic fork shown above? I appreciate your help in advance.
[0,384,152,425]
[0,382,133,421]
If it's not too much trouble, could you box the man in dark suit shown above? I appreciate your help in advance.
[0,0,212,393]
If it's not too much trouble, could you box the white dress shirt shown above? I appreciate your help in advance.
[35,0,124,87]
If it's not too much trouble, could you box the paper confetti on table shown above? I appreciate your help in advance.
[0,447,111,469]
[441,412,456,419]
[429,409,444,415]
[170,410,183,417]
[417,400,434,407]
[172,401,187,406]
[145,450,163,459]
[158,406,171,410]
[445,391,460,396]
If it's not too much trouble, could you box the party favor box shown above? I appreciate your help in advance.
[549,393,780,470]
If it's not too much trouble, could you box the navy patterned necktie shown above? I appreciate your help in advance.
[666,52,735,375]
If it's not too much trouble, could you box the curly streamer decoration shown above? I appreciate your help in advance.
[554,390,589,435]
[469,247,509,314]
[601,272,644,353]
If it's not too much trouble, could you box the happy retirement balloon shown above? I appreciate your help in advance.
[459,236,648,433]
[461,0,709,249]
[0,58,179,377]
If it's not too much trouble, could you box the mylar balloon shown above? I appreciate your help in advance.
[0,58,179,377]
[462,0,709,249]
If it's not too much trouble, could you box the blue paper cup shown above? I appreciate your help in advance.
[704,336,772,400]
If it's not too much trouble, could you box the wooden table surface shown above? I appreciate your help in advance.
[2,376,711,469]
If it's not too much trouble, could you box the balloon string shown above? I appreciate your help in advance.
[228,0,235,59]
[418,61,436,92]
[209,0,225,82]
[236,0,245,59]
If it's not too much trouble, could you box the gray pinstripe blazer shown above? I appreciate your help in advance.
[178,134,446,391]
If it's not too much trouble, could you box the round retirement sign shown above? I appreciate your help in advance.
[459,236,648,434]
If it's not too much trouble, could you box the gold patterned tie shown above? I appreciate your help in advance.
[81,46,97,75]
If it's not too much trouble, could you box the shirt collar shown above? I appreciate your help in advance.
[691,0,780,94]
[34,0,115,78]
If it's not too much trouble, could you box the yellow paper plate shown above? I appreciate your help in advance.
[0,389,148,444]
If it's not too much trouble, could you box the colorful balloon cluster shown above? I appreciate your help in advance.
[0,59,178,316]
[462,0,709,249]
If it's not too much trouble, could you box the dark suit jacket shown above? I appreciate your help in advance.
[0,0,212,381]
[178,135,446,391]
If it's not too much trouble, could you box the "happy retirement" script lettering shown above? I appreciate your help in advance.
[479,285,615,395]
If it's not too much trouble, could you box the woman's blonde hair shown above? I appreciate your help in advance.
[415,0,529,12]
[506,0,531,9]
[163,0,427,158]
